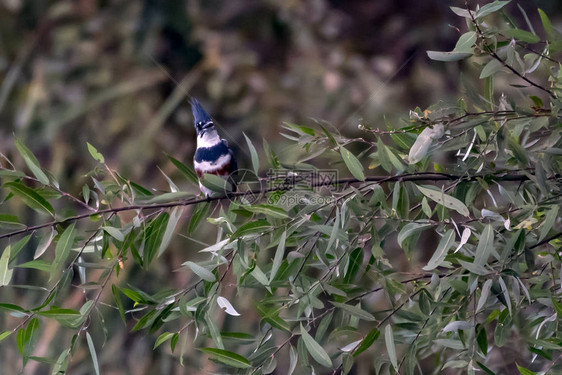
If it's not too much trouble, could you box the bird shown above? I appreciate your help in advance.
[191,98,237,197]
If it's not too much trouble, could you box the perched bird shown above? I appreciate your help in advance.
[191,98,237,197]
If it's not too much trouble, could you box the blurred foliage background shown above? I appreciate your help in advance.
[0,0,561,374]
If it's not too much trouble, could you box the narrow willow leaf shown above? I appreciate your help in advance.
[86,332,100,375]
[0,214,24,228]
[86,142,105,164]
[0,331,11,342]
[111,285,126,323]
[516,363,535,375]
[326,209,340,254]
[340,147,365,181]
[0,245,13,286]
[353,328,380,357]
[167,155,199,184]
[145,192,193,204]
[158,207,184,257]
[244,205,289,219]
[103,226,124,242]
[230,219,271,240]
[15,139,49,185]
[16,260,51,272]
[217,296,241,316]
[417,185,469,217]
[288,345,298,375]
[50,224,76,282]
[385,325,398,371]
[154,332,175,349]
[397,223,433,248]
[183,261,215,282]
[477,279,493,312]
[270,231,287,283]
[34,227,55,259]
[143,212,169,266]
[330,302,376,322]
[539,205,558,242]
[475,1,510,19]
[454,228,471,253]
[498,277,512,316]
[503,28,540,43]
[300,324,332,367]
[244,133,260,175]
[454,31,477,53]
[538,9,555,39]
[5,182,54,217]
[427,51,472,61]
[189,202,210,234]
[480,59,504,79]
[474,225,494,266]
[423,229,455,270]
[201,173,232,194]
[197,348,251,369]
[199,239,230,253]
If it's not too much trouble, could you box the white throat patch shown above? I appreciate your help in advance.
[197,130,221,148]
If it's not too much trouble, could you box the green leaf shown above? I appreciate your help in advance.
[244,133,260,175]
[385,324,398,371]
[0,245,13,286]
[145,192,193,204]
[300,324,332,367]
[15,139,49,185]
[538,9,555,39]
[197,348,252,369]
[230,219,271,240]
[477,279,493,312]
[353,328,380,357]
[423,229,456,270]
[244,205,289,219]
[0,331,11,343]
[516,363,536,375]
[5,182,54,217]
[340,147,365,181]
[0,214,24,228]
[344,247,363,284]
[427,51,472,61]
[154,332,176,349]
[474,224,494,266]
[158,207,184,257]
[189,202,210,234]
[167,155,199,185]
[201,173,232,194]
[475,1,510,19]
[86,142,105,164]
[50,224,76,281]
[330,301,376,321]
[0,303,28,313]
[86,332,100,375]
[143,212,169,267]
[539,205,558,242]
[16,260,51,272]
[270,231,286,283]
[416,185,469,217]
[111,285,126,323]
[454,31,477,53]
[182,261,216,282]
[480,59,504,79]
[397,222,433,248]
[502,29,540,44]
[103,226,124,242]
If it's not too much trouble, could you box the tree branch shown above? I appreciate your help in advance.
[0,172,550,241]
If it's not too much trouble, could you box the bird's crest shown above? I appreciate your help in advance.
[190,98,213,133]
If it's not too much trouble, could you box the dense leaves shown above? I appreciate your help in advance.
[0,2,561,374]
